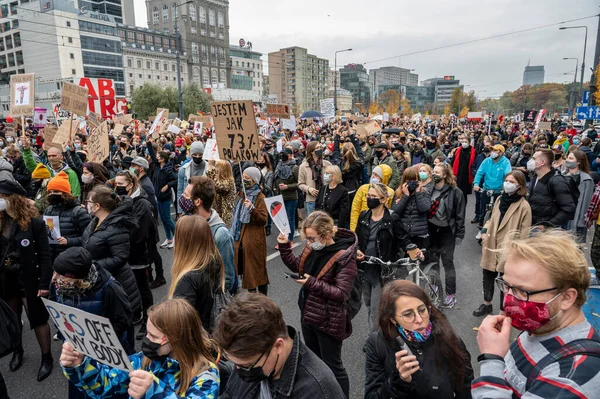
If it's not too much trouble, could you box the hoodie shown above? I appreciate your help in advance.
[207,209,238,293]
[0,156,16,182]
[22,148,81,197]
[350,164,396,231]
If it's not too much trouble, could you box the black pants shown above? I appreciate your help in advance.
[248,284,268,295]
[301,323,349,398]
[0,370,7,399]
[150,244,164,278]
[482,269,504,310]
[409,236,429,253]
[133,268,154,319]
[428,224,456,295]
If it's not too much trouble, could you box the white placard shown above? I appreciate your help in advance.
[167,124,181,134]
[203,138,220,161]
[43,215,61,244]
[383,113,390,122]
[264,195,290,235]
[281,116,296,131]
[193,121,203,135]
[276,138,283,153]
[148,109,165,139]
[320,98,335,118]
[42,299,132,372]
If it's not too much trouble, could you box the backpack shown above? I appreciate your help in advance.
[0,298,21,359]
[548,171,580,206]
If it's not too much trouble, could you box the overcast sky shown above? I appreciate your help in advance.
[134,0,599,98]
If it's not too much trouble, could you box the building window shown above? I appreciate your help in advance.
[69,53,74,59]
[173,77,176,81]
[127,59,132,67]
[146,61,150,69]
[191,27,196,34]
[67,37,72,43]
[72,69,76,74]
[66,21,71,27]
[218,33,223,40]
[137,60,141,68]
[200,29,206,36]
[162,4,168,22]
[199,6,206,23]
[217,11,224,28]
[202,67,209,85]
[153,7,159,24]
[13,32,20,47]
[189,5,196,21]
[155,62,159,70]
[258,81,260,87]
[148,75,151,79]
[163,63,167,71]
[220,70,226,84]
[172,64,176,72]
[165,76,168,81]
[129,73,133,77]
[15,50,22,65]
[208,9,215,26]
[138,74,142,78]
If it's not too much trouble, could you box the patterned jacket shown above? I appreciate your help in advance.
[63,353,219,399]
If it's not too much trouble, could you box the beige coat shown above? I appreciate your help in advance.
[481,197,532,273]
[298,159,332,203]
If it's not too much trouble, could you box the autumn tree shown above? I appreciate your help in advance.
[368,101,383,114]
[459,106,469,118]
[464,91,477,111]
[449,88,464,115]
[595,62,600,105]
[378,89,400,114]
[400,97,413,116]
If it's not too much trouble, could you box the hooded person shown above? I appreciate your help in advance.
[0,155,15,182]
[177,141,206,213]
[350,164,395,231]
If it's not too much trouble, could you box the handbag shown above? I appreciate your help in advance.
[0,298,22,359]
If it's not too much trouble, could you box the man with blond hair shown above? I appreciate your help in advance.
[472,230,600,398]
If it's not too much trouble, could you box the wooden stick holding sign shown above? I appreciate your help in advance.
[211,100,260,162]
[21,116,25,139]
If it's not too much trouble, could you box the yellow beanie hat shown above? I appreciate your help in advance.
[31,163,51,179]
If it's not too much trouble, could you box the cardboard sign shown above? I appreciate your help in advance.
[266,104,291,119]
[114,113,133,126]
[167,124,181,134]
[383,113,390,122]
[281,116,296,132]
[112,124,124,136]
[42,299,131,371]
[180,120,189,130]
[320,98,335,118]
[87,112,101,129]
[156,108,169,119]
[149,109,166,139]
[43,215,61,244]
[42,125,61,150]
[364,121,381,135]
[264,195,290,235]
[211,100,260,162]
[52,120,78,146]
[87,121,110,163]
[203,138,220,161]
[193,121,203,135]
[10,73,35,117]
[538,121,552,132]
[34,108,48,128]
[61,82,88,116]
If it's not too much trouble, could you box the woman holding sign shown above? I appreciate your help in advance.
[60,298,220,399]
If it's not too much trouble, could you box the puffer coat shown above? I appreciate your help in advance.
[44,198,91,261]
[392,189,431,237]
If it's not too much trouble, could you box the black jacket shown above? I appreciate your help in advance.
[11,156,31,193]
[356,208,411,263]
[364,331,473,399]
[128,190,158,266]
[147,142,178,202]
[528,169,576,227]
[139,174,158,220]
[81,197,142,319]
[431,184,466,239]
[392,190,431,237]
[315,184,350,229]
[44,199,91,259]
[221,326,345,399]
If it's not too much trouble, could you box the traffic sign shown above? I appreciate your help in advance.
[576,106,600,120]
[583,91,590,106]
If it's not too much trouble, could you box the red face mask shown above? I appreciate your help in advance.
[503,293,561,332]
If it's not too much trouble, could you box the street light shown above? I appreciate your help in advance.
[174,0,193,120]
[563,57,579,112]
[334,48,352,116]
[559,26,588,105]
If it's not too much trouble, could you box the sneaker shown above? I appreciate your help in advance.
[149,276,167,289]
[159,239,170,248]
[167,240,175,249]
[473,303,493,317]
[475,231,482,240]
[442,294,456,308]
[471,217,479,224]
[294,230,300,238]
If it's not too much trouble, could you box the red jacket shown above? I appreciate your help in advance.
[452,146,476,184]
[279,228,358,341]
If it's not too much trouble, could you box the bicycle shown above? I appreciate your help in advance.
[363,250,444,308]
[476,189,501,242]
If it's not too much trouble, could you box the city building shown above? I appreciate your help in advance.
[268,46,329,113]
[328,87,352,113]
[118,24,188,98]
[328,69,340,91]
[369,66,418,98]
[145,0,231,88]
[339,63,371,109]
[523,62,544,86]
[423,76,464,110]
[262,74,269,97]
[229,44,262,99]
[376,84,435,112]
[0,0,28,85]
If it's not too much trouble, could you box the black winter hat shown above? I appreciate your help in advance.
[53,247,93,279]
[0,180,27,196]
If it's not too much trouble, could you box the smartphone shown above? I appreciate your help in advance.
[284,272,302,280]
[396,336,414,357]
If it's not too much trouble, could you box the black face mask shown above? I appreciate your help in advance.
[314,149,323,158]
[47,194,64,206]
[119,142,127,148]
[115,186,128,196]
[281,153,290,162]
[367,197,381,209]
[192,156,203,164]
[376,150,385,159]
[237,353,279,383]
[141,337,168,362]
[407,181,419,194]
[426,141,436,150]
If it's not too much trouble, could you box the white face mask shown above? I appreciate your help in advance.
[461,142,469,149]
[503,181,518,194]
[310,241,325,251]
[0,198,6,212]
[490,152,500,159]
[527,159,537,172]
[87,202,96,216]
[81,174,94,184]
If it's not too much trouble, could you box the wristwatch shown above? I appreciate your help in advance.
[477,353,505,363]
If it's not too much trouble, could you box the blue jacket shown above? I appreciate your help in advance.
[473,156,512,191]
[208,209,238,294]
[64,353,219,399]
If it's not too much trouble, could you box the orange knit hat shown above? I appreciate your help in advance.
[47,171,71,194]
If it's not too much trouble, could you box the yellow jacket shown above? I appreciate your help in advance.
[350,164,395,231]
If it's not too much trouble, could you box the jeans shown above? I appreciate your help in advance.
[305,201,315,216]
[474,190,481,219]
[362,278,381,333]
[428,224,456,295]
[284,199,298,242]
[133,268,154,319]
[301,323,349,398]
[158,200,175,240]
[482,269,504,310]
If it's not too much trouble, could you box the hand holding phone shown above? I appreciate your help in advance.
[396,336,414,357]
[284,272,302,280]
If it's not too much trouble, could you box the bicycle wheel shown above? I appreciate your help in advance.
[419,268,443,308]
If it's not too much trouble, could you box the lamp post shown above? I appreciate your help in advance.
[563,57,579,112]
[173,0,193,120]
[334,48,352,116]
[560,26,588,105]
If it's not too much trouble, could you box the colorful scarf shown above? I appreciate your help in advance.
[54,264,100,300]
[229,185,261,242]
[397,321,433,343]
[308,158,323,190]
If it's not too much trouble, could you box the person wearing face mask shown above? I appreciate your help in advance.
[424,135,444,161]
[510,142,533,178]
[449,134,477,205]
[365,280,473,398]
[61,298,220,399]
[565,150,594,243]
[4,146,30,193]
[372,142,401,190]
[473,144,512,230]
[298,141,332,216]
[273,147,300,242]
[551,145,568,175]
[391,143,409,179]
[277,211,358,398]
[350,165,395,231]
[473,231,600,399]
[392,167,431,251]
[315,165,349,229]
[49,247,133,399]
[408,138,433,168]
[553,132,570,153]
[474,171,531,317]
[230,167,269,295]
[177,141,206,215]
[206,160,237,228]
[417,163,434,195]
[214,292,345,398]
[43,172,91,263]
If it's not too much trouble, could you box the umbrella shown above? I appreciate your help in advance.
[300,110,324,119]
[382,128,401,134]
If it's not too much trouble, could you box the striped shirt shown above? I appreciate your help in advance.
[472,321,600,398]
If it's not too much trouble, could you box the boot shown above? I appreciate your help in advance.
[149,275,166,289]
[37,353,53,382]
[9,348,23,372]
[473,303,493,317]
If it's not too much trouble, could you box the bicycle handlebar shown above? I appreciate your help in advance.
[363,249,427,266]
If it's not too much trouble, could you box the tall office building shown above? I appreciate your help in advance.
[145,0,230,88]
[268,46,329,112]
[339,63,371,108]
[0,0,26,86]
[523,63,544,86]
[369,66,418,98]
[230,44,262,99]
[422,76,464,110]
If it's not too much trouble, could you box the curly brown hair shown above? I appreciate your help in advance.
[0,193,40,230]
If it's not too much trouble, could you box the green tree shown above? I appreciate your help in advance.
[131,83,212,120]
[465,90,477,111]
[543,91,568,114]
[182,83,213,117]
[449,88,464,115]
[130,84,170,120]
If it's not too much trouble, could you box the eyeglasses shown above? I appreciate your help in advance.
[305,235,321,243]
[495,277,557,302]
[235,348,270,371]
[397,305,430,323]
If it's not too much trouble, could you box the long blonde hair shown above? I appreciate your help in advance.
[215,160,234,182]
[342,143,359,172]
[141,299,217,395]
[168,216,225,298]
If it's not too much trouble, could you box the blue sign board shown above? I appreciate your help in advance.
[577,106,600,120]
[583,90,590,106]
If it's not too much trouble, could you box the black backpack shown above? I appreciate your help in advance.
[548,171,580,206]
[0,298,21,359]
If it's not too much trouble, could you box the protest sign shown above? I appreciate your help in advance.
[524,110,538,122]
[87,121,109,163]
[193,121,203,135]
[264,195,290,235]
[52,120,78,146]
[87,112,101,129]
[276,138,283,153]
[112,124,124,136]
[42,299,131,371]
[281,116,296,131]
[211,100,260,162]
[364,121,381,135]
[203,138,220,161]
[266,104,291,119]
[534,109,547,129]
[42,215,61,244]
[42,125,61,151]
[34,108,48,128]
[320,98,335,118]
[167,124,181,134]
[383,113,390,122]
[149,109,166,139]
[538,121,552,131]
[156,108,169,118]
[113,113,133,126]
[10,73,35,117]
[61,82,88,116]
[188,114,200,122]
[180,120,189,130]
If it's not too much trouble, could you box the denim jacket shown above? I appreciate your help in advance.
[221,326,344,398]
